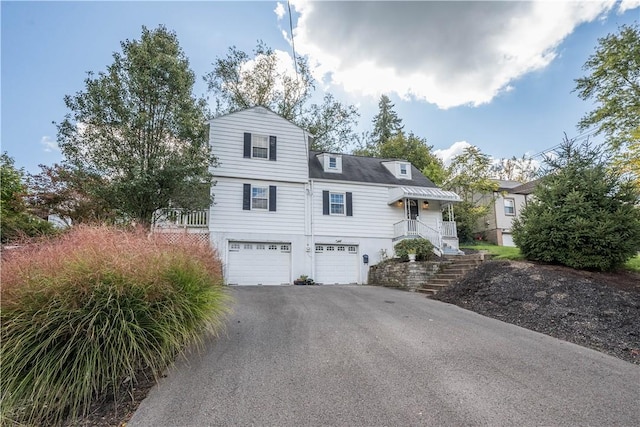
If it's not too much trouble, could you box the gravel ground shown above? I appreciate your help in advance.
[433,260,640,365]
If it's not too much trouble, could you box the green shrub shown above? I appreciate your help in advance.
[512,140,640,271]
[394,238,434,261]
[0,226,230,426]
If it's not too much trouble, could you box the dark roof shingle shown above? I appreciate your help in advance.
[309,151,436,187]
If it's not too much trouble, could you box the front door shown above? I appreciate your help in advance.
[407,199,419,220]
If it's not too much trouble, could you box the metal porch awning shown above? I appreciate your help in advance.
[388,186,462,204]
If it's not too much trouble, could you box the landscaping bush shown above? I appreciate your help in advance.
[512,140,640,271]
[0,226,230,426]
[394,238,434,261]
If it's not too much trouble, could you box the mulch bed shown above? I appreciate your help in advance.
[432,260,640,364]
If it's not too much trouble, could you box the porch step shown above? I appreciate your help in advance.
[417,253,491,297]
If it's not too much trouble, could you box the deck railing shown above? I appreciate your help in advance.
[441,221,457,237]
[153,209,209,228]
[393,219,443,255]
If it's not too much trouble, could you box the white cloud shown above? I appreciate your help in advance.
[40,136,59,152]
[434,141,471,166]
[274,2,286,20]
[618,0,640,13]
[290,0,617,109]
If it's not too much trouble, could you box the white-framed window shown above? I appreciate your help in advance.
[256,244,265,250]
[337,246,345,252]
[230,243,240,251]
[504,198,516,216]
[399,164,408,175]
[348,246,357,253]
[252,134,269,159]
[251,186,268,210]
[326,245,335,251]
[268,244,278,250]
[330,193,345,215]
[315,245,324,252]
[244,244,253,250]
[280,245,290,252]
[329,156,337,169]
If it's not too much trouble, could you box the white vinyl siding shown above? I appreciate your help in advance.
[211,179,305,235]
[209,107,309,183]
[313,182,399,238]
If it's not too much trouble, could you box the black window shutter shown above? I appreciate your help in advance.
[269,136,277,161]
[323,191,329,215]
[346,192,353,216]
[243,184,251,210]
[243,133,251,158]
[269,186,277,211]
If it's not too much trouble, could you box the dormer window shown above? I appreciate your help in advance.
[381,161,412,179]
[317,152,342,173]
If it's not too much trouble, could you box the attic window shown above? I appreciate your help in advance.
[329,157,337,169]
[399,164,408,175]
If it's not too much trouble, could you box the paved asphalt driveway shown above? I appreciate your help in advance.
[130,286,640,427]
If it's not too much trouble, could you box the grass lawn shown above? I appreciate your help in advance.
[460,243,524,260]
[625,255,640,272]
[461,243,640,272]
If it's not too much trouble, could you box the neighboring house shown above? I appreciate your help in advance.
[476,179,537,246]
[155,107,462,285]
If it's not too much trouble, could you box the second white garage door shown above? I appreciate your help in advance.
[315,244,359,284]
[227,242,291,285]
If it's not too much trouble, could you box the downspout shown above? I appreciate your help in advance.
[310,180,315,280]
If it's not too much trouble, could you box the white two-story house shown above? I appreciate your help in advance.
[156,107,462,285]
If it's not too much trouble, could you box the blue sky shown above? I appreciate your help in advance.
[2,1,639,174]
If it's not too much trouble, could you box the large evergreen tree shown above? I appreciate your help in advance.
[512,139,640,271]
[371,94,404,147]
[57,26,213,226]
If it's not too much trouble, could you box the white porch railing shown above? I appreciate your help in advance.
[153,209,209,228]
[393,219,443,256]
[441,221,457,238]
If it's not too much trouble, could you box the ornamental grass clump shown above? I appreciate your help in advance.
[0,226,230,426]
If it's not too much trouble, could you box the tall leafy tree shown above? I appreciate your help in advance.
[491,155,538,183]
[575,24,640,151]
[1,153,53,242]
[444,146,498,242]
[513,138,640,271]
[57,26,213,226]
[574,24,640,188]
[27,164,116,225]
[205,41,359,152]
[376,131,447,185]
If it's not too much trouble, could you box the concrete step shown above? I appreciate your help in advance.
[428,278,456,285]
[416,288,438,296]
[436,273,465,280]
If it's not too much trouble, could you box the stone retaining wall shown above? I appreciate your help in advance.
[368,260,442,290]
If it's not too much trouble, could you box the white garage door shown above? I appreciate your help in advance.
[227,242,291,285]
[315,244,359,284]
[502,233,516,247]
